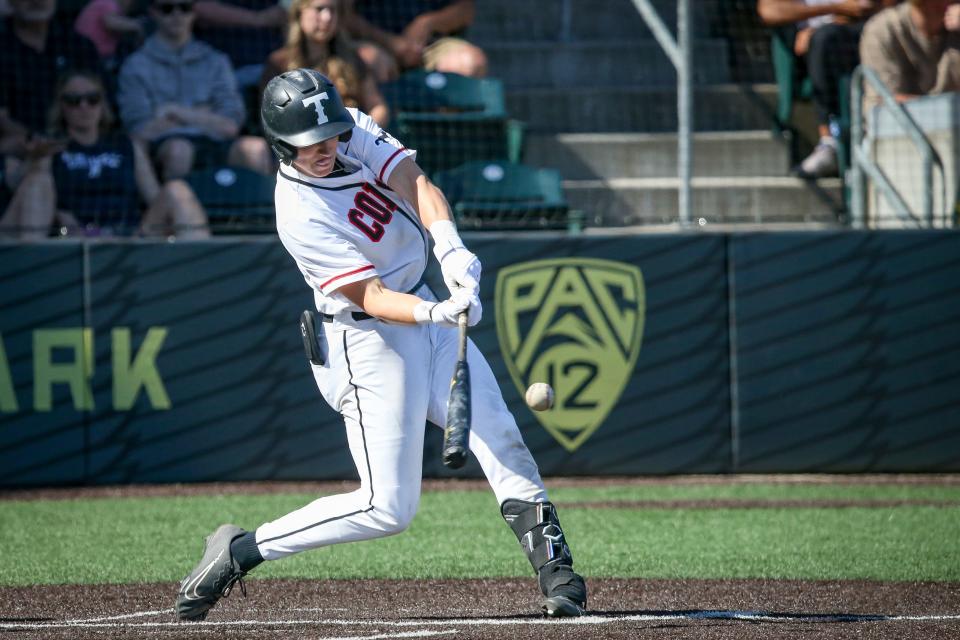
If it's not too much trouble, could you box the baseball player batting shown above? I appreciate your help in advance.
[174,68,586,621]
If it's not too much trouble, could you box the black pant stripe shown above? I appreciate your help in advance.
[343,329,375,508]
[258,330,375,546]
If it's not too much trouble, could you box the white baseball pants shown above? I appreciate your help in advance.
[254,311,548,560]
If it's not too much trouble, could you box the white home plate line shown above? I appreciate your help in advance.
[3,610,960,631]
[299,632,456,640]
[58,608,173,624]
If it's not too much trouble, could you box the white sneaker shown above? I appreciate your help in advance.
[797,137,839,178]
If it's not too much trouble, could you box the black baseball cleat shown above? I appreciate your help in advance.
[539,560,587,618]
[543,594,586,617]
[176,524,248,621]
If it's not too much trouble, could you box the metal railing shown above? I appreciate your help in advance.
[632,0,692,227]
[849,65,946,228]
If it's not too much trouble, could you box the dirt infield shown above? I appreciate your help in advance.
[1,578,958,639]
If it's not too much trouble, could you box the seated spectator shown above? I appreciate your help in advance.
[0,70,210,239]
[757,0,892,178]
[193,0,286,88]
[859,0,960,109]
[344,0,487,83]
[260,0,389,126]
[74,0,147,68]
[117,0,274,181]
[0,0,102,140]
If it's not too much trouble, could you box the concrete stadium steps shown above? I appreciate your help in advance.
[483,40,731,89]
[563,176,845,227]
[507,84,778,133]
[470,0,717,42]
[524,131,791,180]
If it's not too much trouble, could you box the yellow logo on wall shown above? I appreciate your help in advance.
[495,258,645,452]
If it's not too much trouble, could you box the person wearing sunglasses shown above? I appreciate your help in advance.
[115,0,274,182]
[0,0,103,204]
[0,69,210,239]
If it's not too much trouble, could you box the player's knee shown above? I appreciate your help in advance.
[373,497,419,535]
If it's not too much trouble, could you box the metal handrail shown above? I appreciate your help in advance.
[850,65,946,228]
[632,0,692,227]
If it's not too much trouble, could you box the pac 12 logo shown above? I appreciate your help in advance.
[495,258,645,452]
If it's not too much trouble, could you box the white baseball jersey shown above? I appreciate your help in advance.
[275,108,426,315]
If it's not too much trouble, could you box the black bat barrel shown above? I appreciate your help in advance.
[442,360,471,469]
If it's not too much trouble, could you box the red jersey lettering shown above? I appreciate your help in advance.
[348,182,399,242]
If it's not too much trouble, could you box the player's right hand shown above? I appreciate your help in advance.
[414,289,481,327]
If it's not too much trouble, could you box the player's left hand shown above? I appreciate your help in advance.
[452,286,482,326]
[438,247,481,295]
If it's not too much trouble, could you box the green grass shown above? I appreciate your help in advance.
[1,482,958,586]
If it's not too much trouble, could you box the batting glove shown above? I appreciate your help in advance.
[413,289,482,328]
[431,220,481,295]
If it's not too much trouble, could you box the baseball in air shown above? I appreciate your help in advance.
[525,382,555,411]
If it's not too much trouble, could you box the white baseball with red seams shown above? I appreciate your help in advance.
[253,109,548,559]
[525,383,555,411]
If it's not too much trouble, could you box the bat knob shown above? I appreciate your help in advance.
[442,448,467,469]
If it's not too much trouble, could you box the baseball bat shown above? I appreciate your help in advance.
[442,311,471,469]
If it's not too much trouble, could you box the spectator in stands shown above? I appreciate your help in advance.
[117,0,274,181]
[193,0,286,88]
[74,0,146,68]
[0,69,210,239]
[859,0,960,109]
[260,0,389,126]
[0,0,102,138]
[757,0,892,178]
[344,0,486,83]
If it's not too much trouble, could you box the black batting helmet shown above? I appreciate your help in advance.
[261,68,355,165]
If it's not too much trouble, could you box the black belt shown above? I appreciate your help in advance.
[320,311,372,322]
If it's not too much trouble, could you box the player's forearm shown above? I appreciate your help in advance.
[341,278,421,324]
[365,290,422,324]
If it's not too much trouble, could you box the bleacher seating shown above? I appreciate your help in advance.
[432,160,579,231]
[185,166,276,234]
[380,70,524,178]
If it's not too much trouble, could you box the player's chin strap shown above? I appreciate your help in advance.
[501,499,586,605]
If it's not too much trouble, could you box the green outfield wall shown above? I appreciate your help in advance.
[1,230,958,486]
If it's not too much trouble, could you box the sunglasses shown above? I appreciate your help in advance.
[155,1,194,14]
[61,92,102,107]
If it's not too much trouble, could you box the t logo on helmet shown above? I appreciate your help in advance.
[302,92,330,126]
